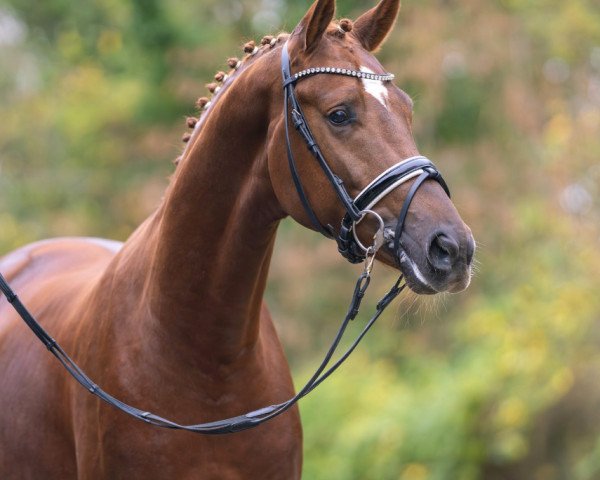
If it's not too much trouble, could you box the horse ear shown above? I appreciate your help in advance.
[353,0,401,52]
[295,0,336,53]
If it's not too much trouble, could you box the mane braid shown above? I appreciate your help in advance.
[174,32,290,168]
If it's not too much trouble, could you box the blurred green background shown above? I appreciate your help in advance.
[1,0,600,478]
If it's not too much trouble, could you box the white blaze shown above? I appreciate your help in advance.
[360,66,389,109]
[399,251,432,289]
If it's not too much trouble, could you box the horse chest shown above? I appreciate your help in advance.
[74,409,302,480]
[68,331,302,479]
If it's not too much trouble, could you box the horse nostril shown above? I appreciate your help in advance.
[427,232,459,271]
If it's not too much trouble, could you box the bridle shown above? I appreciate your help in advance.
[0,42,451,435]
[281,43,450,264]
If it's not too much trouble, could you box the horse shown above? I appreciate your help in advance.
[0,0,475,478]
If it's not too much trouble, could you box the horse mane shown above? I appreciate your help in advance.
[173,33,290,167]
[173,19,354,168]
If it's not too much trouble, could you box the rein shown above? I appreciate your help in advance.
[0,43,451,435]
[0,256,403,434]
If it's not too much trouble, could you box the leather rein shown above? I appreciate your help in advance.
[0,43,450,435]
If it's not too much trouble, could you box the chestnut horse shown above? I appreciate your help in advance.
[0,0,474,478]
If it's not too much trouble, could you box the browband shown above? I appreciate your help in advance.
[283,65,395,87]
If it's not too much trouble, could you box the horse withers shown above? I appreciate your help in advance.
[0,0,474,478]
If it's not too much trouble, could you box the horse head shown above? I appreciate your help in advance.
[266,0,475,294]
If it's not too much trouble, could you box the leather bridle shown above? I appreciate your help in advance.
[281,42,450,263]
[0,43,452,435]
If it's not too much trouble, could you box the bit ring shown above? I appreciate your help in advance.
[352,209,385,254]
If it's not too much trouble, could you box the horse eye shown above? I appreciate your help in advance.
[328,109,350,126]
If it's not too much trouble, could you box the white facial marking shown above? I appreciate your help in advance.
[360,66,389,109]
[399,251,431,288]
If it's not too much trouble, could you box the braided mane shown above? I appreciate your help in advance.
[173,33,290,167]
[174,19,354,167]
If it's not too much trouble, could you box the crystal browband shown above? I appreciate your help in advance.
[287,67,395,84]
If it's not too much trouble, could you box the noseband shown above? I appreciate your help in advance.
[0,43,454,436]
[281,43,450,263]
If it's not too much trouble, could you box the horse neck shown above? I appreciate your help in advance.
[121,57,285,364]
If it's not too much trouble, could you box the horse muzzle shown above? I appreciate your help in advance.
[394,223,475,295]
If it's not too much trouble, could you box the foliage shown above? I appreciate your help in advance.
[1,0,600,478]
[300,200,600,479]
